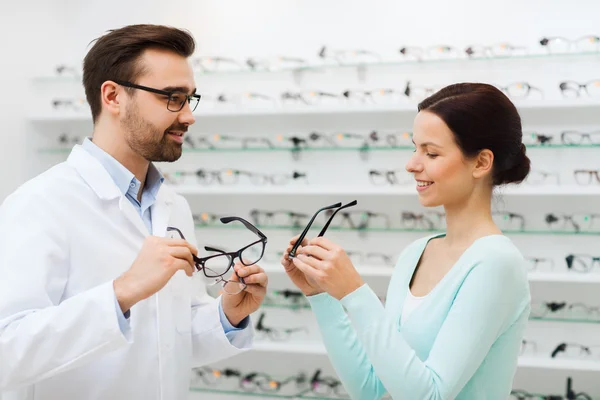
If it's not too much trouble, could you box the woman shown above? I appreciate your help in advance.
[281,83,532,399]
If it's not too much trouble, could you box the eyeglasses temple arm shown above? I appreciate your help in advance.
[318,200,358,237]
[289,202,342,258]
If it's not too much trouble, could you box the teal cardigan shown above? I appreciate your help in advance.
[307,234,531,400]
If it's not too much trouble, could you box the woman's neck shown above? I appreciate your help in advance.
[442,190,501,248]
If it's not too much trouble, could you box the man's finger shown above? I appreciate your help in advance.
[169,246,195,266]
[242,272,268,287]
[166,238,198,255]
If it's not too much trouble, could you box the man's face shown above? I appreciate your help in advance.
[120,48,196,162]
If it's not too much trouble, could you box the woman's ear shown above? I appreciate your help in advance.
[472,149,494,179]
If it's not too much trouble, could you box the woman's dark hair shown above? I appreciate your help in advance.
[418,83,531,186]
[83,24,195,123]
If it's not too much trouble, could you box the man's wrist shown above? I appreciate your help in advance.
[113,276,137,314]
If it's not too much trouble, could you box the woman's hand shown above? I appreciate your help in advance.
[292,237,365,300]
[281,235,324,296]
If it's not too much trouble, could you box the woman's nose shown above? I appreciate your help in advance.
[405,153,422,173]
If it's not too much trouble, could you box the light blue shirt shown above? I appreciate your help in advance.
[307,233,531,399]
[82,138,247,339]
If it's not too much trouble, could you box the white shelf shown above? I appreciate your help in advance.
[252,343,600,371]
[29,99,600,123]
[527,272,600,284]
[262,264,600,283]
[252,341,326,355]
[517,357,600,372]
[173,185,600,197]
[261,263,393,277]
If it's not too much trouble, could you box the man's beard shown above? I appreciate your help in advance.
[121,101,184,162]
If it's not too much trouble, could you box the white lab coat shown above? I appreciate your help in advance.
[0,145,253,400]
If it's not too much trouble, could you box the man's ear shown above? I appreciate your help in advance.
[472,149,494,179]
[100,80,122,117]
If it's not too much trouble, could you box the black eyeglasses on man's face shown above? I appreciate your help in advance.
[113,80,201,112]
[166,216,267,295]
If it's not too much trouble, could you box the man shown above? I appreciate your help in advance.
[0,24,267,400]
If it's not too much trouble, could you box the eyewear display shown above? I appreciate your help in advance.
[323,209,391,230]
[545,212,600,232]
[559,80,600,98]
[525,257,555,272]
[498,82,544,99]
[565,254,600,273]
[369,169,414,186]
[400,211,446,231]
[492,212,525,231]
[551,342,600,359]
[561,130,600,145]
[318,45,382,64]
[346,250,395,266]
[249,209,310,228]
[255,312,307,341]
[165,169,308,186]
[540,35,600,53]
[574,169,600,185]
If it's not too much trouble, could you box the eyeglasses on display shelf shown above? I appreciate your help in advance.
[51,97,88,112]
[544,212,600,233]
[524,257,555,272]
[498,82,545,99]
[164,169,308,186]
[317,45,382,65]
[249,209,310,229]
[560,130,600,145]
[524,170,561,185]
[465,42,528,58]
[255,312,308,341]
[540,35,600,53]
[565,254,600,273]
[262,290,310,310]
[559,79,600,98]
[530,301,600,322]
[551,342,600,360]
[246,56,307,71]
[369,169,414,186]
[574,169,600,185]
[346,250,396,267]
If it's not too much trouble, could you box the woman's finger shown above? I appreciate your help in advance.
[292,257,323,281]
[297,245,328,261]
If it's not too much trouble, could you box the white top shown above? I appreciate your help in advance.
[401,289,428,325]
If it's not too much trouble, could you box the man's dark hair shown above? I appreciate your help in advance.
[83,24,195,123]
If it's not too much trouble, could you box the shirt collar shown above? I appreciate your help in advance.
[82,137,164,198]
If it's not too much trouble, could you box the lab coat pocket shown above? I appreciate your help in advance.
[171,273,192,333]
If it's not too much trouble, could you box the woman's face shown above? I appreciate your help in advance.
[405,111,479,208]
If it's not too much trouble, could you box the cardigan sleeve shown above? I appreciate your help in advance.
[309,252,530,400]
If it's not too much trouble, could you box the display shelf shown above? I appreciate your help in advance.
[189,386,352,399]
[250,343,600,371]
[527,272,600,284]
[253,341,327,355]
[195,223,600,236]
[517,357,600,372]
[172,185,600,196]
[28,98,600,123]
[33,51,600,82]
[260,264,600,284]
[37,142,600,155]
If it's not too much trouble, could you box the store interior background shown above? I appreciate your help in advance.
[1,0,600,398]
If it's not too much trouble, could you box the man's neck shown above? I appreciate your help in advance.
[91,131,149,195]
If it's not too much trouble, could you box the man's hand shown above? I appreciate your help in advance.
[221,262,268,326]
[114,236,197,313]
[281,235,324,296]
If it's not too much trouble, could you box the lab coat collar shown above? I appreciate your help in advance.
[67,145,176,237]
[67,144,176,205]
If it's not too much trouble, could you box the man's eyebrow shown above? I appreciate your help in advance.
[162,86,197,95]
